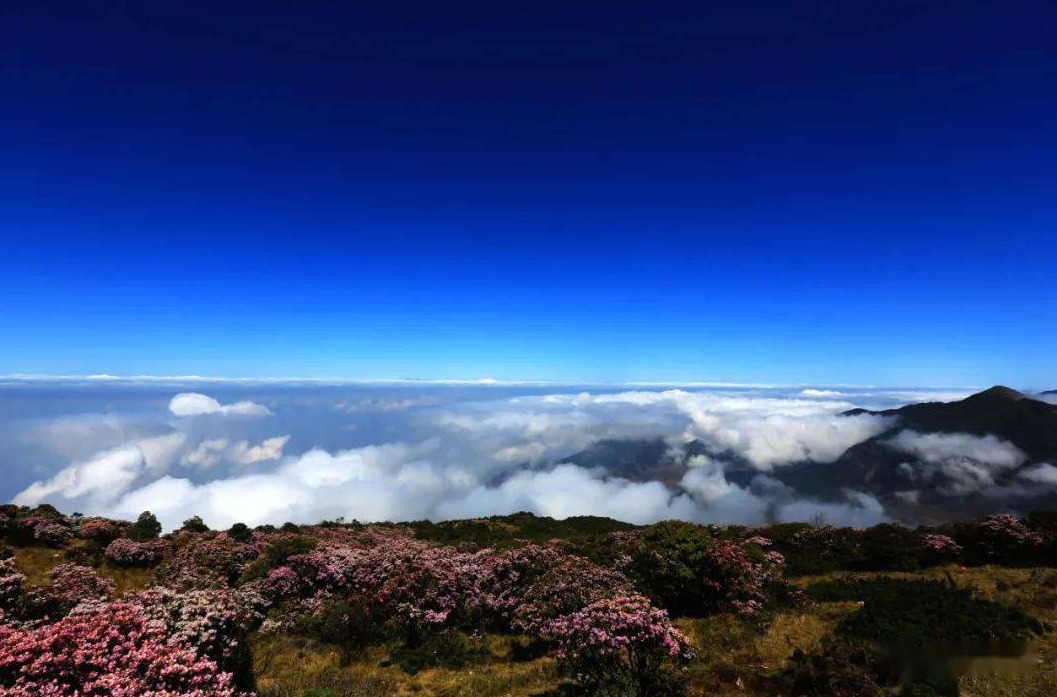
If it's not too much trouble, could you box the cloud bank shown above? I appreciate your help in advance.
[7,386,968,530]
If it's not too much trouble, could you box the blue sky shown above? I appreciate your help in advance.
[1,1,1055,386]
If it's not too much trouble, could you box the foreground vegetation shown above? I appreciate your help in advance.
[2,505,1057,696]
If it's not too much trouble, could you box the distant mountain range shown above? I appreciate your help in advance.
[560,387,1057,523]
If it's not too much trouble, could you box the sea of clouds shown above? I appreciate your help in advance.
[0,376,995,530]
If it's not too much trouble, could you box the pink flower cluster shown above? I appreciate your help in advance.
[264,532,636,640]
[979,514,1044,546]
[129,586,266,670]
[33,522,73,546]
[76,517,123,543]
[0,558,26,611]
[48,563,115,609]
[104,537,169,566]
[543,594,691,692]
[158,532,261,588]
[0,600,249,697]
[922,533,962,557]
[701,538,785,618]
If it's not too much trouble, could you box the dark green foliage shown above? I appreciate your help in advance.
[808,577,1046,646]
[30,504,63,519]
[1026,509,1057,535]
[128,511,162,541]
[761,523,861,576]
[242,535,318,581]
[181,516,210,533]
[624,520,714,615]
[790,577,1048,696]
[785,643,884,697]
[852,524,922,571]
[406,511,633,549]
[280,522,301,533]
[297,598,389,656]
[227,522,253,543]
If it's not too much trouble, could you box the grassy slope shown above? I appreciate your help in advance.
[12,541,1057,696]
[252,567,1057,697]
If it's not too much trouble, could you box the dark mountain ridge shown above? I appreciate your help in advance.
[557,387,1057,523]
[843,385,1057,462]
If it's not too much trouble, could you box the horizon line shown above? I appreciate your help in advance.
[0,373,989,391]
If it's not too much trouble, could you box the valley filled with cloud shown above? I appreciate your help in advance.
[5,377,1052,531]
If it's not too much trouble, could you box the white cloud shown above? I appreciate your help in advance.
[884,430,1026,495]
[541,390,892,469]
[1017,463,1057,487]
[438,464,699,525]
[181,436,290,468]
[13,433,185,507]
[800,389,843,397]
[169,393,271,417]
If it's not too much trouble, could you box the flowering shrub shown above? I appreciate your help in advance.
[0,558,26,611]
[943,513,1046,565]
[979,514,1044,547]
[700,539,787,619]
[129,586,266,682]
[76,517,123,544]
[0,600,248,696]
[158,533,259,587]
[263,565,302,599]
[48,564,115,610]
[476,543,567,622]
[543,594,692,697]
[104,537,168,566]
[33,521,73,546]
[920,534,962,565]
[375,546,493,641]
[510,554,633,633]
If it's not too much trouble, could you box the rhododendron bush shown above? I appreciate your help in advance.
[104,537,168,566]
[48,563,115,610]
[543,594,692,697]
[3,502,1053,697]
[0,558,25,612]
[0,601,248,697]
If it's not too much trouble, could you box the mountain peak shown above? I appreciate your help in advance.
[969,385,1028,402]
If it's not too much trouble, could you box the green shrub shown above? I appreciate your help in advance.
[227,523,253,543]
[624,520,714,615]
[180,516,210,533]
[853,524,922,571]
[128,511,162,541]
[241,535,317,581]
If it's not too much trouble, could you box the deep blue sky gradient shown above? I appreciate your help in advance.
[1,1,1055,385]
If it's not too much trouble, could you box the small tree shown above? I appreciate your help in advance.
[129,511,162,541]
[181,516,210,533]
[227,522,253,543]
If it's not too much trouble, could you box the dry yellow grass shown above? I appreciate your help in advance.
[674,601,856,696]
[12,544,156,595]
[252,634,561,697]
